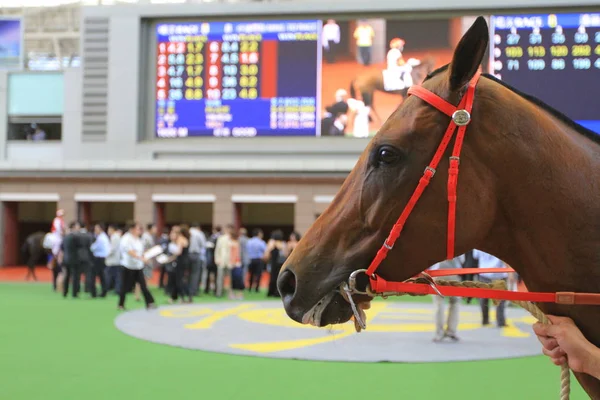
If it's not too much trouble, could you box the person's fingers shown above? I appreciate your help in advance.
[543,346,565,358]
[537,335,559,350]
[547,315,575,325]
[533,322,562,338]
[551,356,567,366]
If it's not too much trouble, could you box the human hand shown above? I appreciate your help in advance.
[533,315,600,377]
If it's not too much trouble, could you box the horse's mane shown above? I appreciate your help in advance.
[423,64,600,145]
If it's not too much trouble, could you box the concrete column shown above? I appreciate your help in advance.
[58,195,77,225]
[213,193,234,228]
[294,192,315,236]
[155,202,165,234]
[234,203,242,230]
[79,202,92,227]
[134,199,153,226]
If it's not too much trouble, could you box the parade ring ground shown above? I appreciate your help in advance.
[116,301,543,363]
[0,281,588,400]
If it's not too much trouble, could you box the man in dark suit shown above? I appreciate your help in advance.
[79,228,95,296]
[461,249,478,304]
[62,222,81,298]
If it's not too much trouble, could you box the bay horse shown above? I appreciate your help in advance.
[349,56,436,125]
[278,16,600,398]
[21,231,47,281]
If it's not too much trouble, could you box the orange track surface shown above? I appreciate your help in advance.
[0,265,527,292]
[0,266,272,288]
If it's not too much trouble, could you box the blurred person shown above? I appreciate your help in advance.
[238,227,249,284]
[429,256,463,342]
[28,123,46,141]
[49,209,66,270]
[136,223,157,301]
[322,19,340,63]
[79,226,95,295]
[104,224,122,294]
[321,89,349,136]
[326,89,350,118]
[118,222,156,310]
[474,249,508,327]
[329,113,347,136]
[188,222,207,296]
[386,38,405,71]
[246,228,267,292]
[157,227,170,290]
[215,224,235,298]
[347,97,370,138]
[62,221,82,298]
[264,229,287,298]
[229,229,245,300]
[164,227,192,304]
[353,20,374,66]
[89,223,109,298]
[461,249,478,304]
[204,225,222,295]
[287,231,301,256]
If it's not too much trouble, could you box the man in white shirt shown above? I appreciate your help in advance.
[105,225,122,294]
[429,255,464,342]
[118,222,156,310]
[473,249,508,327]
[322,19,340,63]
[188,223,207,296]
[214,224,234,297]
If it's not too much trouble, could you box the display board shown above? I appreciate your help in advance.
[490,13,600,133]
[0,17,23,70]
[155,20,320,137]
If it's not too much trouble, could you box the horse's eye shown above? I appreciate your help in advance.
[376,146,401,166]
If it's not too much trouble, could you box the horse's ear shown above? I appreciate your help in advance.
[448,16,489,91]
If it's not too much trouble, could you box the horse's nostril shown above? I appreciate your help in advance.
[277,269,297,298]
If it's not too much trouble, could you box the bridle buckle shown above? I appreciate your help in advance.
[452,109,471,126]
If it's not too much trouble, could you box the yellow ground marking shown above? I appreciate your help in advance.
[160,308,214,318]
[230,303,389,353]
[184,304,256,330]
[230,330,357,353]
[158,302,535,352]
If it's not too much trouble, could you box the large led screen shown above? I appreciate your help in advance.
[490,12,600,134]
[151,13,600,138]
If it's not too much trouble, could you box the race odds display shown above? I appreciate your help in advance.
[491,13,600,133]
[155,20,320,137]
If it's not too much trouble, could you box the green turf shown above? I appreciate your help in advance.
[0,283,587,400]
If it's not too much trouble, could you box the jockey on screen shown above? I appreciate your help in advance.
[386,38,418,89]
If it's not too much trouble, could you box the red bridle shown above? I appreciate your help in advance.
[358,72,600,307]
[366,73,480,278]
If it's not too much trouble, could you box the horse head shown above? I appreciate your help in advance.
[277,17,497,326]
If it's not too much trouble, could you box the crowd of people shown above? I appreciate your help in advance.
[45,211,302,309]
